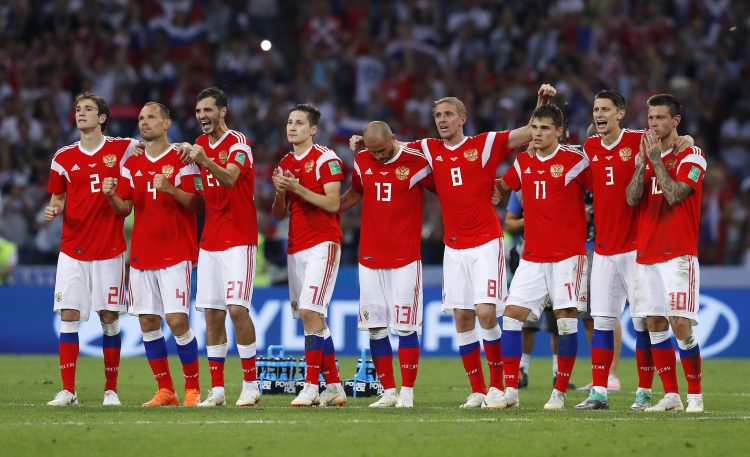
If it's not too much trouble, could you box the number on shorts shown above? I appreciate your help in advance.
[309,285,319,304]
[107,286,119,305]
[90,174,101,193]
[395,304,412,325]
[227,281,244,300]
[450,167,462,186]
[564,282,573,300]
[176,289,186,307]
[487,279,497,298]
[669,292,687,311]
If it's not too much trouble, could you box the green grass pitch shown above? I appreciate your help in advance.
[1,355,748,456]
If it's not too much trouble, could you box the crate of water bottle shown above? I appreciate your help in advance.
[258,345,299,394]
[343,349,382,397]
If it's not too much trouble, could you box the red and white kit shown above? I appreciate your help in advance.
[278,144,344,317]
[49,136,138,319]
[503,145,589,317]
[118,146,201,316]
[194,130,258,310]
[409,132,511,313]
[582,129,642,318]
[633,146,706,324]
[353,145,432,333]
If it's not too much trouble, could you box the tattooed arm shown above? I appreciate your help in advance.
[626,162,647,206]
[651,159,693,206]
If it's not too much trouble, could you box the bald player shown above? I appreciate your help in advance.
[340,122,434,408]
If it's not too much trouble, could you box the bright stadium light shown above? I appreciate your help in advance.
[261,40,272,52]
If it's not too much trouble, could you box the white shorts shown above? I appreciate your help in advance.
[53,252,126,321]
[632,255,700,325]
[128,261,193,317]
[442,238,506,316]
[196,245,256,311]
[590,251,637,318]
[358,261,423,334]
[288,242,340,318]
[507,254,588,320]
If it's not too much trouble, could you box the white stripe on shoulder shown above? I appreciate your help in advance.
[402,146,426,159]
[513,158,522,184]
[353,155,362,177]
[678,153,707,174]
[315,147,341,180]
[175,162,201,187]
[420,139,433,168]
[52,143,78,159]
[481,131,497,167]
[563,146,590,185]
[121,166,134,188]
[409,165,431,189]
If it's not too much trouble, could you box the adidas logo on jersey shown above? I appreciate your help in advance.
[71,164,80,171]
[436,156,443,161]
[135,170,143,177]
[524,167,531,174]
[365,168,373,175]
[592,155,599,161]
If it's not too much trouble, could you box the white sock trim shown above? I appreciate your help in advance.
[395,330,415,337]
[677,334,697,351]
[369,328,389,340]
[174,328,195,346]
[237,343,257,359]
[593,316,618,331]
[321,327,332,339]
[557,318,578,335]
[649,330,670,345]
[482,325,502,341]
[206,343,228,358]
[632,317,647,332]
[101,320,120,336]
[456,329,479,346]
[502,316,523,331]
[60,321,79,333]
[142,329,163,342]
[520,353,531,370]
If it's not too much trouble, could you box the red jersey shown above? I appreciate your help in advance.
[48,136,138,261]
[195,130,258,250]
[503,145,589,262]
[278,144,344,254]
[118,146,202,270]
[636,146,706,264]
[409,131,510,249]
[582,129,642,255]
[352,145,432,268]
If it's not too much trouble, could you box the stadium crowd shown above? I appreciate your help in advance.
[1,0,749,269]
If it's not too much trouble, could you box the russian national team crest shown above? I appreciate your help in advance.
[103,154,117,168]
[363,310,370,321]
[304,160,314,173]
[395,166,410,180]
[619,147,632,161]
[290,300,298,312]
[550,164,564,178]
[218,151,228,164]
[666,157,676,169]
[464,148,478,162]
[161,165,174,179]
[55,292,63,303]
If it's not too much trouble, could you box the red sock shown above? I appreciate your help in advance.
[208,359,225,387]
[679,345,702,394]
[591,347,613,389]
[459,342,486,394]
[651,340,679,394]
[240,357,257,382]
[635,329,655,389]
[321,353,341,384]
[103,347,120,392]
[59,333,79,393]
[483,339,504,390]
[182,360,200,390]
[372,353,395,390]
[398,347,420,388]
[148,358,175,391]
[555,356,577,393]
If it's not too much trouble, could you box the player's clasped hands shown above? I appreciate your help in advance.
[272,167,298,194]
[153,174,174,194]
[188,144,208,167]
[102,177,118,196]
[642,129,662,162]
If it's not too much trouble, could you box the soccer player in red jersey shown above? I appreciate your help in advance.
[495,104,589,410]
[103,102,204,407]
[349,84,556,408]
[575,90,694,411]
[180,87,261,408]
[45,93,140,406]
[272,104,347,407]
[626,94,706,413]
[340,122,433,408]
